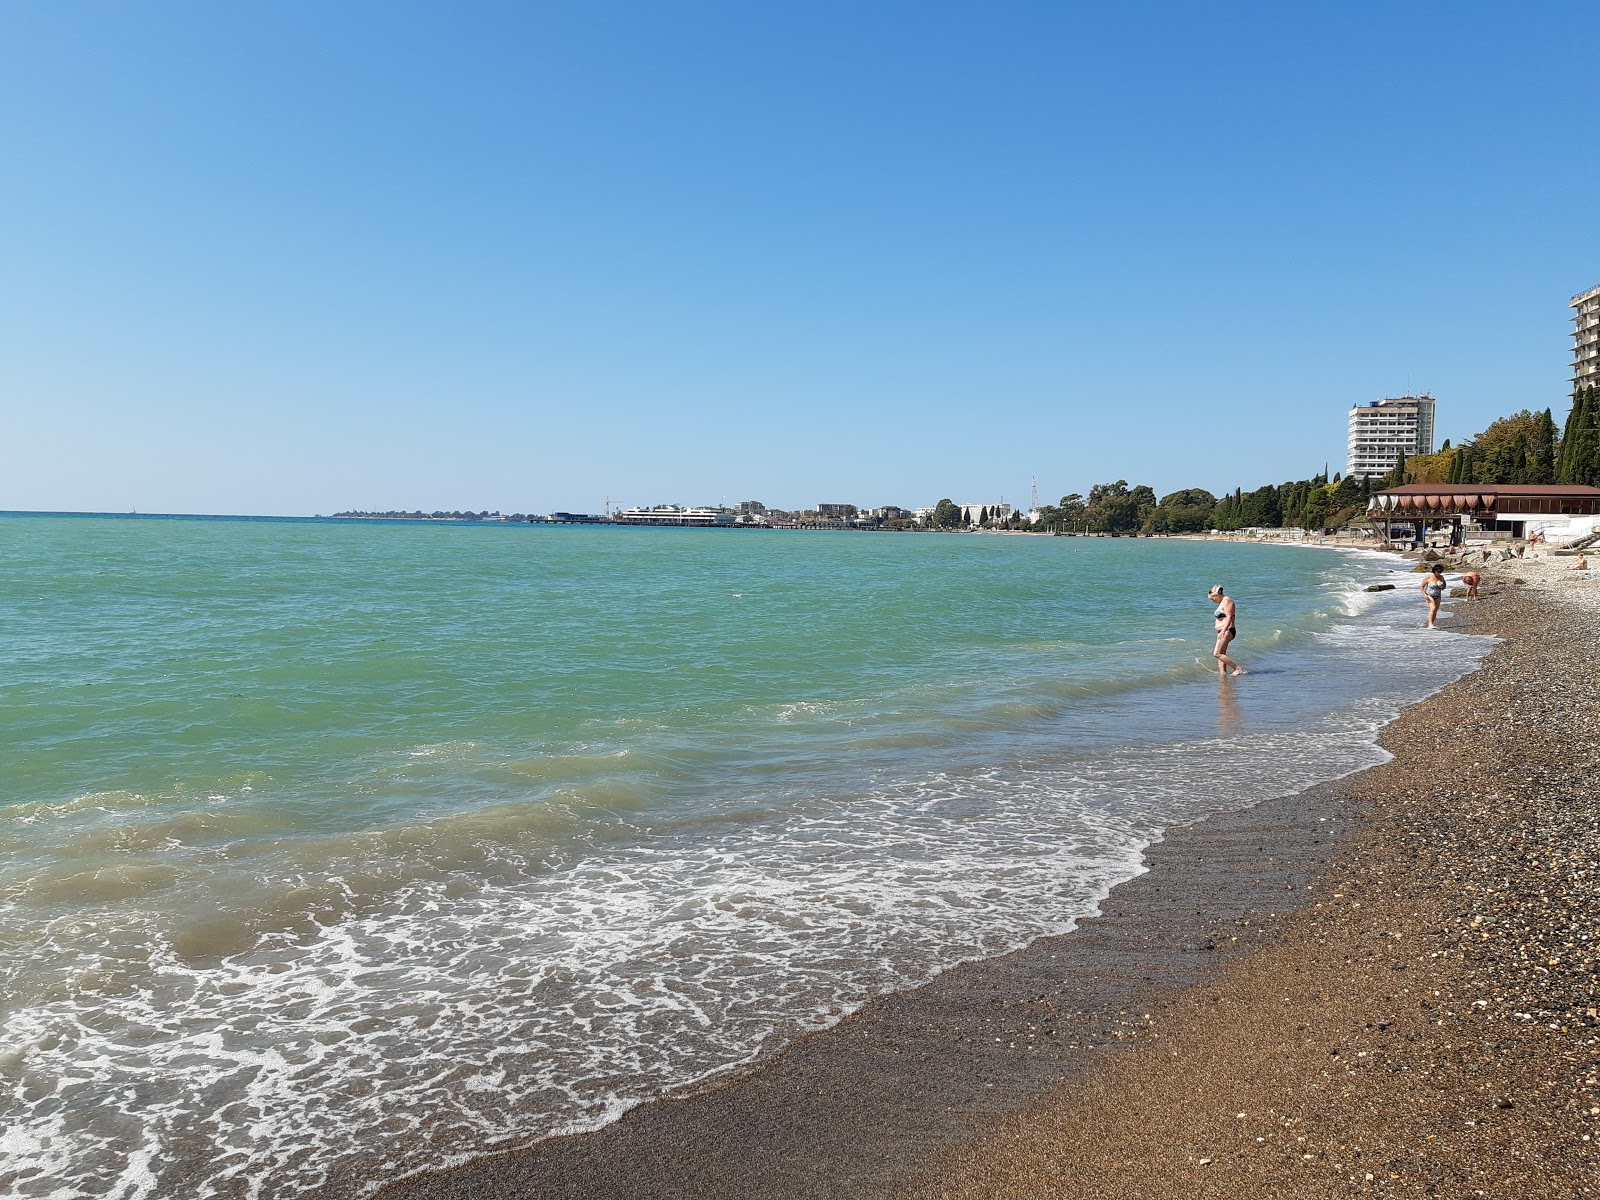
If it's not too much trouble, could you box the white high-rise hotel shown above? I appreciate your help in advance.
[1346,395,1436,479]
[1573,284,1600,395]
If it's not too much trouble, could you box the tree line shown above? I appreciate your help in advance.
[939,394,1600,537]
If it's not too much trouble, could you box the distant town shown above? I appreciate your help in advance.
[329,501,1009,531]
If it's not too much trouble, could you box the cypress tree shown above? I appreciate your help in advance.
[1583,387,1599,486]
[1559,388,1591,483]
[1383,451,1407,488]
[1535,408,1558,483]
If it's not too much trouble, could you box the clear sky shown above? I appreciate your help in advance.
[3,2,1596,516]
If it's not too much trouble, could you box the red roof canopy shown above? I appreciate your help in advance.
[1372,483,1600,497]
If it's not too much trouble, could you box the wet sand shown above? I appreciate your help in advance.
[371,583,1598,1200]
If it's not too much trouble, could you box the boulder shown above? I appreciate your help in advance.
[1365,583,1397,592]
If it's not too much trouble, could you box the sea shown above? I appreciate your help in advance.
[0,514,1494,1198]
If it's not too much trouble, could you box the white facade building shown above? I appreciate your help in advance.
[1347,395,1436,479]
[1573,284,1600,395]
[614,505,737,527]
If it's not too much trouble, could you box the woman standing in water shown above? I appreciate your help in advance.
[1209,585,1245,677]
[1421,563,1448,628]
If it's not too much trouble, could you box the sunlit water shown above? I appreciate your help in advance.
[0,516,1493,1197]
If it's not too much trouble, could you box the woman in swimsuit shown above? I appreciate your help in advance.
[1208,585,1245,677]
[1421,563,1447,628]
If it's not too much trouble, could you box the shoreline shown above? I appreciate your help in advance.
[922,582,1599,1198]
[370,761,1374,1200]
[361,567,1590,1199]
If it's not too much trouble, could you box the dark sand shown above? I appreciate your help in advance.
[372,587,1598,1200]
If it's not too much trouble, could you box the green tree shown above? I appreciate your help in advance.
[1533,408,1558,482]
[1050,493,1087,532]
[1382,451,1407,488]
[1469,410,1556,484]
[1085,480,1143,532]
[1559,388,1598,485]
[1147,488,1218,534]
[930,498,961,529]
[1129,485,1158,532]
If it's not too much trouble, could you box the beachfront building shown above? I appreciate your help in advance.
[958,503,1012,525]
[1573,284,1600,396]
[613,504,738,527]
[545,512,606,523]
[1347,395,1437,479]
[1367,483,1600,542]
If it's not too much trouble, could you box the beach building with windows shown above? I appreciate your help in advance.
[1347,395,1436,479]
[613,505,738,527]
[1367,483,1600,542]
[1573,284,1600,395]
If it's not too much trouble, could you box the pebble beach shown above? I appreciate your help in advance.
[920,568,1600,1198]
[369,547,1598,1200]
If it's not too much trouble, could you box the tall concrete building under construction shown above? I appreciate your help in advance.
[1573,284,1600,395]
[1347,395,1436,479]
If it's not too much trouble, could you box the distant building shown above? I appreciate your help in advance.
[613,504,737,527]
[1573,284,1600,395]
[733,500,767,515]
[872,505,913,521]
[958,503,1011,524]
[546,512,606,524]
[816,503,855,518]
[1347,395,1436,479]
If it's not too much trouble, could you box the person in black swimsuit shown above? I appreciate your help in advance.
[1421,563,1447,628]
[1209,585,1245,677]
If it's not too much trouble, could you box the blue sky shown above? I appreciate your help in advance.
[2,2,1596,515]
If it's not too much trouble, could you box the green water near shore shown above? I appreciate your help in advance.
[0,516,1491,1197]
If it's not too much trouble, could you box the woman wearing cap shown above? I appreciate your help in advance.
[1209,585,1245,677]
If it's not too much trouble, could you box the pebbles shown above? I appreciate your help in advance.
[928,584,1600,1200]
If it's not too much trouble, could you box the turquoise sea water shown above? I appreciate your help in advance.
[0,517,1492,1197]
